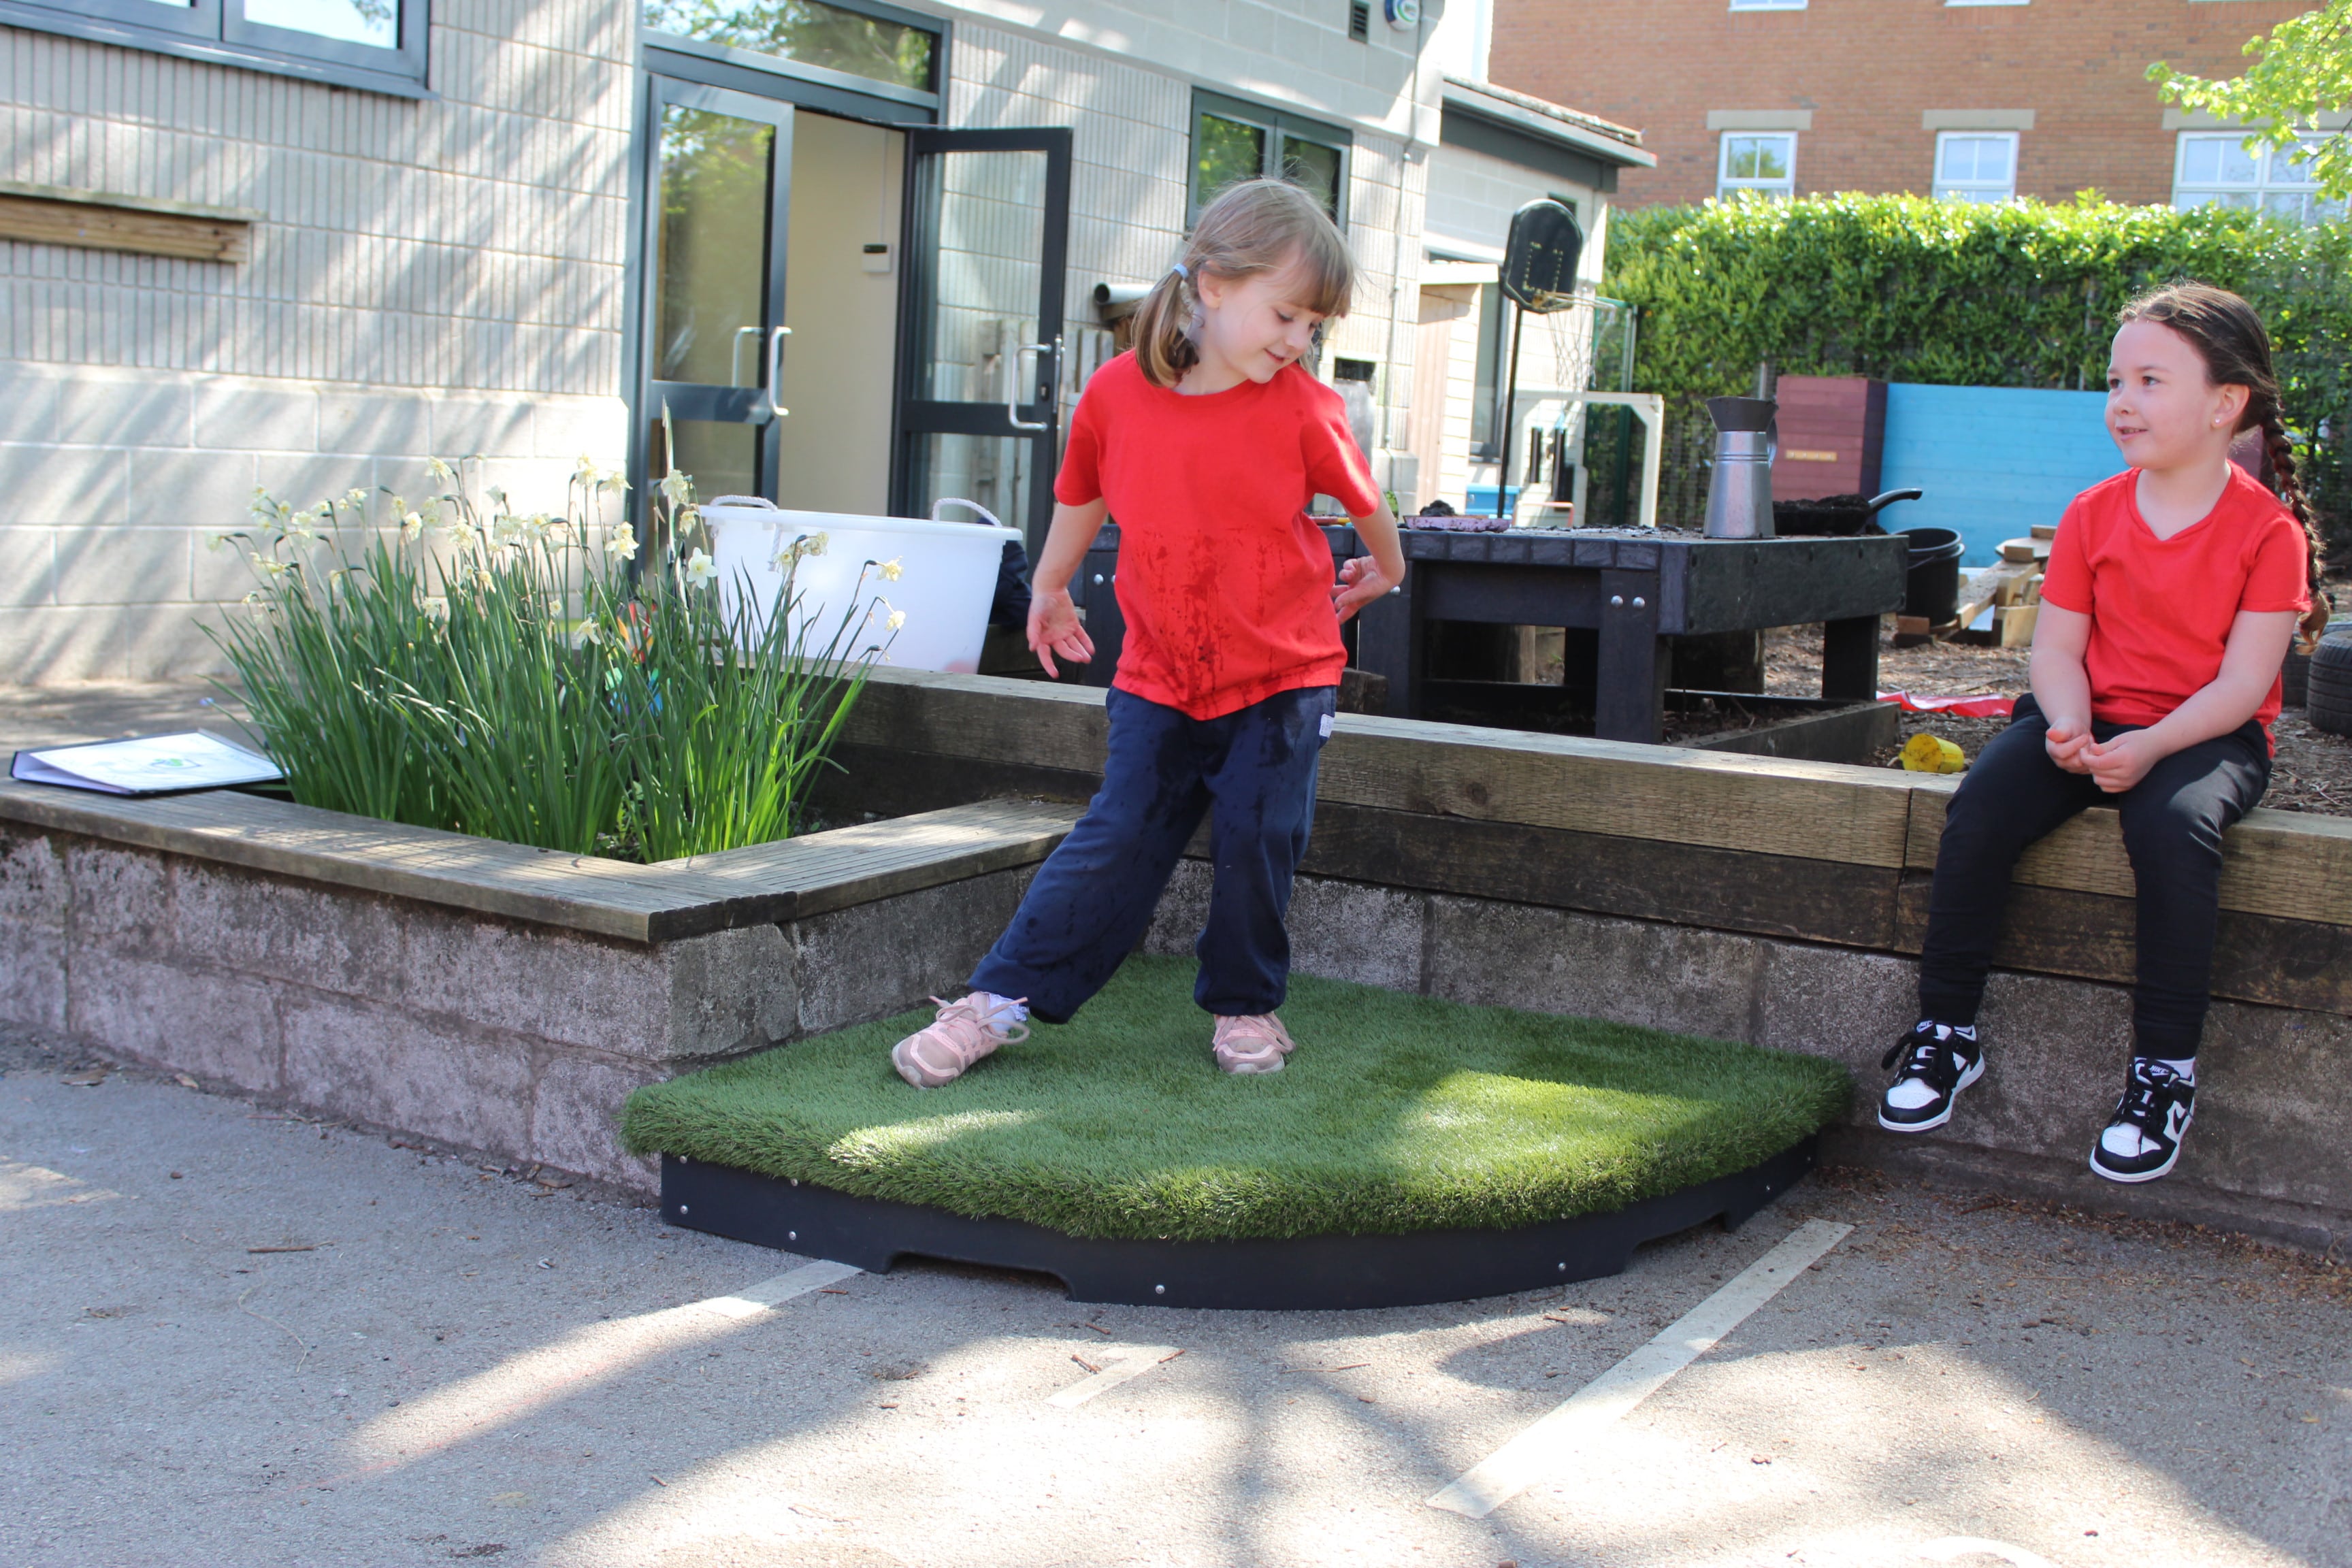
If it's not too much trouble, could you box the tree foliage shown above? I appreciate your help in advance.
[2151,2,2352,199]
[1604,193,2352,540]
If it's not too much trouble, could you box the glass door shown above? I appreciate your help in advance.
[890,127,1073,552]
[641,80,794,505]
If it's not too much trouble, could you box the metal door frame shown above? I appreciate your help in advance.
[631,77,796,509]
[887,126,1074,551]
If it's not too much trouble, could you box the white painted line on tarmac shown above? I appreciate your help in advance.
[698,1259,864,1319]
[1918,1539,2057,1568]
[1427,1218,1853,1518]
[1048,1344,1183,1407]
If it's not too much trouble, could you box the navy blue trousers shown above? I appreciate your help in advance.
[1917,693,2270,1057]
[969,683,1337,1023]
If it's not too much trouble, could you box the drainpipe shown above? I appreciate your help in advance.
[1380,2,1432,498]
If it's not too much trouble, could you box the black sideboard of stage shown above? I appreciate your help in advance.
[1066,524,1908,746]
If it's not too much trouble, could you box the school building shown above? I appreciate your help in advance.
[1488,0,2329,216]
[0,0,1648,681]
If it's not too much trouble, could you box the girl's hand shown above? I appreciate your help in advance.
[1331,555,1399,624]
[2044,722,2095,774]
[1026,585,1094,679]
[2081,728,2166,794]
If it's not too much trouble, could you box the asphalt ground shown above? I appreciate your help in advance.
[3,1027,2345,1568]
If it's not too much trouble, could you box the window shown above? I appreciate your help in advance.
[1717,133,1795,199]
[1933,132,2018,202]
[2174,133,2342,225]
[1471,282,1505,453]
[0,0,427,93]
[640,0,936,94]
[1191,91,1352,227]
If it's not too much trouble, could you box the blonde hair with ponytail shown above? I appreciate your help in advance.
[1131,178,1354,389]
[2118,281,2334,649]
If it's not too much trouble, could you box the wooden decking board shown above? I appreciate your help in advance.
[853,668,1921,869]
[0,781,1079,945]
[1903,782,2352,928]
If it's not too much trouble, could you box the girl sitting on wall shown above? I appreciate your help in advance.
[1880,282,2326,1184]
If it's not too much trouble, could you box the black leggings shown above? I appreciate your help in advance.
[1916,693,2270,1058]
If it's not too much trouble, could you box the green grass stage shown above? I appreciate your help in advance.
[621,956,1852,1242]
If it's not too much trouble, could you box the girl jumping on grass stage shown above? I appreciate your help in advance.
[1880,282,2329,1183]
[887,178,1409,1089]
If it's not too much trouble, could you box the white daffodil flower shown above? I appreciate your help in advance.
[401,512,425,540]
[683,547,717,586]
[427,457,455,482]
[657,471,693,508]
[207,532,235,553]
[606,530,641,561]
[885,608,906,632]
[342,488,369,510]
[878,557,904,581]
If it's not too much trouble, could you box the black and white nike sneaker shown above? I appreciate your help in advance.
[2089,1059,2196,1183]
[1878,1020,1984,1132]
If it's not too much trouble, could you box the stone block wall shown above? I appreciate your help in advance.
[0,820,1036,1192]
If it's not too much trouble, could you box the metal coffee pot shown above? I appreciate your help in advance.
[1703,395,1777,540]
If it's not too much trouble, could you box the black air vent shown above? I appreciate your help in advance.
[1348,1,1369,42]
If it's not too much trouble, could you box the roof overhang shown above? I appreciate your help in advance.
[1438,80,1656,195]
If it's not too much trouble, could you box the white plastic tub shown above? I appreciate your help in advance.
[700,499,1020,674]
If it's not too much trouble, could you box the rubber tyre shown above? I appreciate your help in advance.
[2308,634,2352,736]
[2283,619,2352,708]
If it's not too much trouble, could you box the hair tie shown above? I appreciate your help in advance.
[1170,261,1190,282]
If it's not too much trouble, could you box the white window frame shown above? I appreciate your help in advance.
[1717,133,1796,199]
[2173,132,2341,225]
[1728,0,1806,11]
[1933,131,2019,203]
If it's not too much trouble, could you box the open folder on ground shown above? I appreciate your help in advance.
[9,731,284,796]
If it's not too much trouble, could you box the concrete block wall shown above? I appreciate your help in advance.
[0,0,635,679]
[1490,0,2314,208]
[0,819,1040,1192]
[0,363,627,679]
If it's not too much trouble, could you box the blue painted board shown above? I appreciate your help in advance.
[1878,384,2122,566]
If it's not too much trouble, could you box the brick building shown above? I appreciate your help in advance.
[1489,0,2330,214]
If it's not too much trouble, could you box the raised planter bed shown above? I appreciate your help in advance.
[5,666,2350,1254]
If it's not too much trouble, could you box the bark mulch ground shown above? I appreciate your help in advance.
[1761,621,2352,817]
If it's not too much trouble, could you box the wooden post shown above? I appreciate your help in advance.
[1594,567,1664,742]
[1821,615,1880,702]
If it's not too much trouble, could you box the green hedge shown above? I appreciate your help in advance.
[1603,193,2352,540]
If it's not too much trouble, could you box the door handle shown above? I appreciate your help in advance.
[1008,338,1058,432]
[762,325,791,422]
[731,326,762,389]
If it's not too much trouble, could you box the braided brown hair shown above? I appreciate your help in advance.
[2117,282,2333,648]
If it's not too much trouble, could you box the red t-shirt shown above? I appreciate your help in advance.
[2039,466,2310,738]
[1054,353,1379,719]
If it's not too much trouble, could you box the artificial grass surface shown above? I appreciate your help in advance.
[621,956,1851,1242]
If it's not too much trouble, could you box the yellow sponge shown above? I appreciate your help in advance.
[1901,733,1967,774]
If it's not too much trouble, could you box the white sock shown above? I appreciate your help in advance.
[977,992,1029,1027]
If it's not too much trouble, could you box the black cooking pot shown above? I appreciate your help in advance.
[1770,487,1925,537]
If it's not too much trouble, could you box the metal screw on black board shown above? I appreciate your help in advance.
[1633,597,1646,608]
[679,1205,689,1215]
[787,1231,797,1241]
[789,1177,799,1186]
[1610,595,1623,606]
[1557,1262,1567,1272]
[1154,1284,1166,1296]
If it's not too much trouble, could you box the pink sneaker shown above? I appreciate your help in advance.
[1211,1013,1296,1075]
[891,994,1029,1088]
